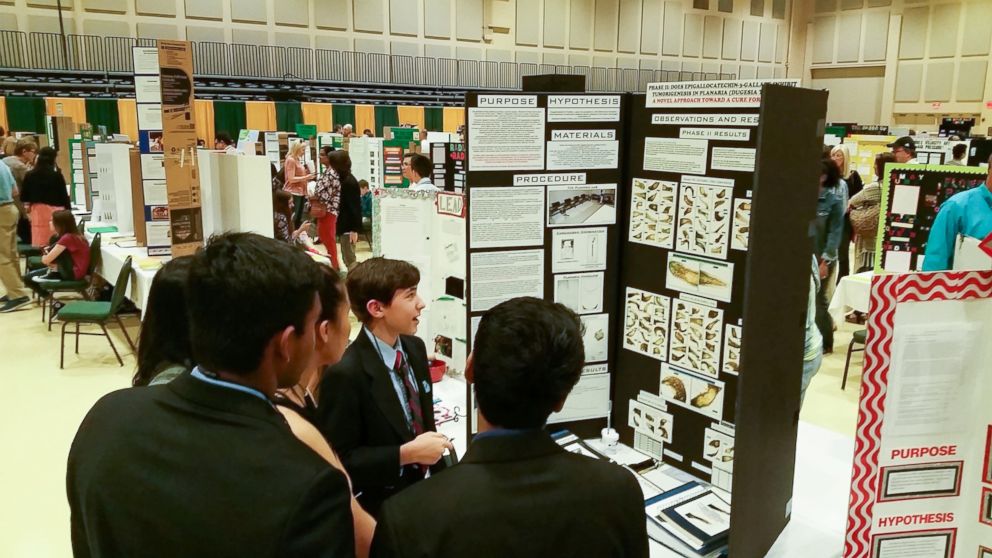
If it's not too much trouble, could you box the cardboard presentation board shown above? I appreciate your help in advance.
[157,40,203,258]
[373,188,468,374]
[464,92,627,436]
[875,164,988,273]
[132,45,170,255]
[348,136,384,190]
[845,271,992,558]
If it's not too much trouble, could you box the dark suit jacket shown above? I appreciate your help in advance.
[370,429,649,558]
[67,371,355,558]
[316,331,443,517]
[336,174,363,234]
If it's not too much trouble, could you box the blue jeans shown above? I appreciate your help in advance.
[800,350,823,408]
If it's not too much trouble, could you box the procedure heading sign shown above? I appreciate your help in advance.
[646,79,800,108]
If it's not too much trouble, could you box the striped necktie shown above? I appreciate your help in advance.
[393,351,425,436]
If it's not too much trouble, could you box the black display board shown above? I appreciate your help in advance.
[464,92,627,439]
[430,142,466,193]
[876,163,987,273]
[614,83,827,557]
[968,138,992,167]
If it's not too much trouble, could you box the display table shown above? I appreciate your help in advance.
[584,421,852,557]
[828,270,872,324]
[84,230,165,314]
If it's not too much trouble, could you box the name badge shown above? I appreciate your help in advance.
[422,380,431,393]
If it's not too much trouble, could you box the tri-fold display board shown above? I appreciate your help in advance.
[463,82,828,557]
[876,164,988,273]
[845,271,992,558]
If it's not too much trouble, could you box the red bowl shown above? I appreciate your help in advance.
[428,359,446,383]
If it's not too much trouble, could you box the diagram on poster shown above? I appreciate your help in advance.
[731,198,751,251]
[666,252,734,303]
[623,287,671,361]
[552,227,607,273]
[581,313,609,363]
[554,272,605,315]
[629,178,676,249]
[548,184,616,227]
[469,249,544,312]
[670,299,723,378]
[722,324,741,375]
[644,137,708,175]
[469,186,545,248]
[660,364,725,420]
[467,97,545,171]
[676,176,732,260]
[629,399,674,443]
[703,427,735,471]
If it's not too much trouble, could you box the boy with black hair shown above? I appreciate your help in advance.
[370,297,648,558]
[407,154,438,192]
[317,257,452,517]
[67,232,355,558]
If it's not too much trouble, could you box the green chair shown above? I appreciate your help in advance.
[56,256,134,368]
[39,233,102,329]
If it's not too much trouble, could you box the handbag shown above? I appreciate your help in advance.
[309,198,328,219]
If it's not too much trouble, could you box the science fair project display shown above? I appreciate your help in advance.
[464,92,626,435]
[875,164,987,273]
[373,188,468,376]
[131,45,171,254]
[462,82,828,556]
[615,81,827,558]
[845,271,992,558]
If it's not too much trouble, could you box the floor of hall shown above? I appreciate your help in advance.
[0,240,866,557]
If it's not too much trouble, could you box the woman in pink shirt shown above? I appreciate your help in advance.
[282,142,314,228]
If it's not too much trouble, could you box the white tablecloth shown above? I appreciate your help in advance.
[85,230,164,313]
[828,270,873,324]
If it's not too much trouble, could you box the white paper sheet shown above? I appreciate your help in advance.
[581,313,610,362]
[883,322,979,438]
[891,184,921,215]
[875,534,950,558]
[469,249,544,312]
[547,140,619,170]
[469,186,545,248]
[467,107,545,171]
[134,76,162,104]
[142,180,168,206]
[136,103,162,130]
[643,137,708,175]
[548,364,611,423]
[883,250,912,272]
[547,95,621,122]
[711,147,756,172]
[140,154,165,180]
[132,47,159,75]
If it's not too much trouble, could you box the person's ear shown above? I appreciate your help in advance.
[366,299,386,319]
[465,353,474,383]
[316,320,330,347]
[276,326,295,363]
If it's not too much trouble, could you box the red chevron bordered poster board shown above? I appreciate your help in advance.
[845,271,992,558]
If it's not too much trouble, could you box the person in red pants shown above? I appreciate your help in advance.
[312,146,341,269]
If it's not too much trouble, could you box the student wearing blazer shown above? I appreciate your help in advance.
[317,257,452,517]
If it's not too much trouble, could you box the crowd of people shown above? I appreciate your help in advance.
[0,131,82,314]
[67,232,649,558]
[801,135,992,403]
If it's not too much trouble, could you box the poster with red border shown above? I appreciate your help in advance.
[845,271,992,558]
